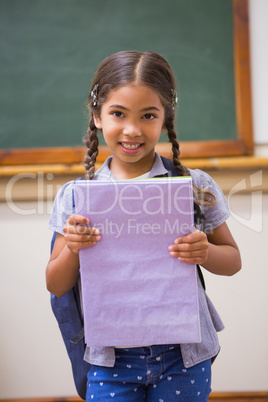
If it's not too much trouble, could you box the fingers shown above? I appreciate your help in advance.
[64,223,99,236]
[63,214,101,253]
[64,230,101,245]
[168,229,208,264]
[66,213,90,226]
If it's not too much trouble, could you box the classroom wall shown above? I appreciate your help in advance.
[249,0,268,147]
[0,0,267,398]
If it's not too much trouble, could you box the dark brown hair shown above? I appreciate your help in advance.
[83,50,215,206]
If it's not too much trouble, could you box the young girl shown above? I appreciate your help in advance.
[46,51,241,401]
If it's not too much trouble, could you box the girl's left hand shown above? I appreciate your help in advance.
[168,228,209,265]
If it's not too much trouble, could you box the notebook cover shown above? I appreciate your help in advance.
[74,177,200,347]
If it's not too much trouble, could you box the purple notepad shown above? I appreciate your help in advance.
[74,177,200,347]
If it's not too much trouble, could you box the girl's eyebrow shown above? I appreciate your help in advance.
[109,104,160,112]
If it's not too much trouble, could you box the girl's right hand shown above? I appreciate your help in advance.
[63,214,101,254]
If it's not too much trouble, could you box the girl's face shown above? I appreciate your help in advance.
[93,85,166,179]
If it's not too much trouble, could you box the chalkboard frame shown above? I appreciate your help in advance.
[0,0,253,167]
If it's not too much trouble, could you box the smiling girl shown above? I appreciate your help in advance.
[46,51,241,401]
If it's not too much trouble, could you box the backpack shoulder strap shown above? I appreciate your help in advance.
[72,176,84,208]
[160,156,180,177]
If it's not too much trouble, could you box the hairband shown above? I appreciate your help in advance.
[91,84,99,106]
[171,89,178,110]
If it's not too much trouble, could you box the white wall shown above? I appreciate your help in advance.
[0,203,77,397]
[205,193,268,391]
[0,0,268,398]
[249,0,268,145]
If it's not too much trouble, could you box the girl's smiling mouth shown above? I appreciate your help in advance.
[120,142,144,153]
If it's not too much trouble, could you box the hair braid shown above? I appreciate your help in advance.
[166,118,188,176]
[166,119,216,206]
[83,115,99,180]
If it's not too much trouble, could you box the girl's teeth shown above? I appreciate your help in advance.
[122,143,140,149]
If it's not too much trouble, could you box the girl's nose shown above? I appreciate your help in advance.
[122,121,142,137]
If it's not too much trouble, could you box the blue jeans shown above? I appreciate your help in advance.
[86,344,211,401]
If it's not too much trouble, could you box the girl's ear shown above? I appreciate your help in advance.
[93,113,102,129]
[161,124,166,133]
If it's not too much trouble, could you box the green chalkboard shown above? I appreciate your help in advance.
[0,0,237,152]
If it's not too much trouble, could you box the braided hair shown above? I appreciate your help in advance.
[83,116,99,180]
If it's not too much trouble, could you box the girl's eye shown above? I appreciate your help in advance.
[112,111,124,118]
[143,113,155,120]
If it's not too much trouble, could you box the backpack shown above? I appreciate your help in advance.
[50,156,205,400]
